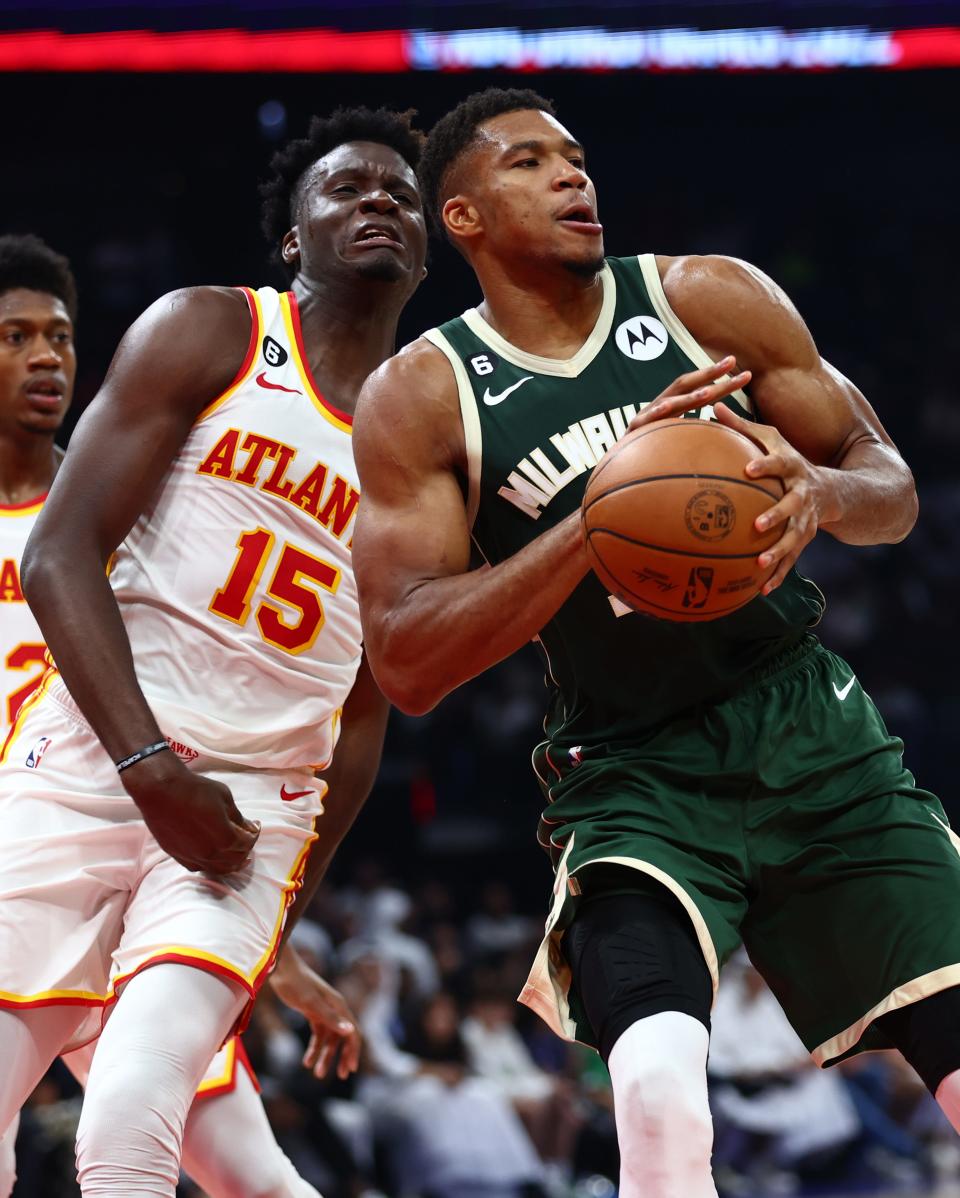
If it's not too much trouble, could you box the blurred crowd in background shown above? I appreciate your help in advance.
[4,43,960,1198]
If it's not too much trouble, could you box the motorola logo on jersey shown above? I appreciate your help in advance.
[615,316,668,361]
[262,336,288,368]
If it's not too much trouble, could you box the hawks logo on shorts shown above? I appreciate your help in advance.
[25,735,52,769]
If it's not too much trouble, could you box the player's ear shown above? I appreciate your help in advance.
[442,196,482,242]
[280,227,300,267]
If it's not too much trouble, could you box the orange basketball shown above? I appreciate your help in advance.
[581,418,783,622]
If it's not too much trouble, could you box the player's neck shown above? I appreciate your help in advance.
[0,433,59,505]
[473,256,605,360]
[291,274,403,413]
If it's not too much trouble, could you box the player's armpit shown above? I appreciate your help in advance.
[353,339,589,715]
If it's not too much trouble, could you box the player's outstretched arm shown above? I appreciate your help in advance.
[352,340,744,715]
[21,287,260,874]
[661,255,919,592]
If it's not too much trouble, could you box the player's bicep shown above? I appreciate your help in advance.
[352,347,472,618]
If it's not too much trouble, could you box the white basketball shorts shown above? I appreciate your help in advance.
[0,670,322,1051]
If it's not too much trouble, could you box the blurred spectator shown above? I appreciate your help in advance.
[709,956,861,1195]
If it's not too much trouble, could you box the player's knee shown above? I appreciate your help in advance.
[76,1059,186,1185]
[616,1058,713,1176]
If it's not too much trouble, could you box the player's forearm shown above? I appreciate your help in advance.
[368,512,588,715]
[21,538,164,760]
[817,439,918,545]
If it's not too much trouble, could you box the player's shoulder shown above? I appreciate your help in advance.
[358,335,458,418]
[657,253,776,304]
[354,336,463,464]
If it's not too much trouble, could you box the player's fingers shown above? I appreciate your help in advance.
[661,355,737,396]
[314,1035,336,1078]
[303,1032,321,1071]
[629,372,750,432]
[338,1028,362,1078]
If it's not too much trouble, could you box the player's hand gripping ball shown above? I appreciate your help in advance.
[581,418,783,621]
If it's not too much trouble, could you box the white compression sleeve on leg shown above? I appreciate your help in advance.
[0,1005,88,1138]
[936,1067,960,1133]
[0,1113,19,1198]
[75,962,247,1198]
[182,1063,321,1198]
[607,1011,718,1198]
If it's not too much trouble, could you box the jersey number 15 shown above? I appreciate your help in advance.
[209,527,340,656]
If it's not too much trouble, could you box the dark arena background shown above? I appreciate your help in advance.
[3,1,959,1194]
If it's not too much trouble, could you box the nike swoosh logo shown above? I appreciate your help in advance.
[483,375,534,406]
[832,677,856,701]
[280,784,314,802]
[255,371,302,395]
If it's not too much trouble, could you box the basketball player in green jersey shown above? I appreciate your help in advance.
[352,89,960,1197]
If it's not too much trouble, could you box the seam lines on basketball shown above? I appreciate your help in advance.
[583,472,780,516]
[587,417,762,488]
[587,527,763,560]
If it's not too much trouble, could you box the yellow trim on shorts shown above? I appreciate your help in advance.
[196,1037,237,1096]
[813,964,960,1067]
[0,666,56,765]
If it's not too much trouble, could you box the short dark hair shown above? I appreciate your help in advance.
[0,234,77,320]
[420,88,556,233]
[260,106,425,278]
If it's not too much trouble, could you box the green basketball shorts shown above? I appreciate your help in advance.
[519,636,960,1067]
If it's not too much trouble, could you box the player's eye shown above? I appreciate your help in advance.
[392,192,414,206]
[568,157,585,169]
[512,158,538,169]
[3,331,24,346]
[332,184,359,196]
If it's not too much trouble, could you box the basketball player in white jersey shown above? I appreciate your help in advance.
[0,106,427,1196]
[0,233,371,1196]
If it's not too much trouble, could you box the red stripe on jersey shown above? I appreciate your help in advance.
[286,292,354,428]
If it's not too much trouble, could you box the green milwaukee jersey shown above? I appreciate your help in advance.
[424,254,825,750]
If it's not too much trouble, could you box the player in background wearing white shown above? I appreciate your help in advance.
[0,106,426,1198]
[0,236,364,1197]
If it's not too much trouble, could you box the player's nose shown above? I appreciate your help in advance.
[358,188,398,213]
[28,338,63,367]
[554,163,589,191]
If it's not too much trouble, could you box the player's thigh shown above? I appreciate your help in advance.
[111,765,319,1007]
[561,876,714,1062]
[744,784,960,1067]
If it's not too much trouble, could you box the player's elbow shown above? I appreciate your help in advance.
[365,628,442,717]
[20,537,57,612]
[373,659,439,717]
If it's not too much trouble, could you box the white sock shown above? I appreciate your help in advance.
[608,1011,718,1198]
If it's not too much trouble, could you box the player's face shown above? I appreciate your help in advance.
[0,289,75,440]
[449,109,604,277]
[286,141,427,292]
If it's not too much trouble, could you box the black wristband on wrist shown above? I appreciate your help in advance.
[116,740,171,774]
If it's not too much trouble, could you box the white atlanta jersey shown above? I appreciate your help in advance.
[108,286,363,770]
[0,494,48,741]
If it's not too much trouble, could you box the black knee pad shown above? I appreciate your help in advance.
[877,985,960,1094]
[561,878,713,1062]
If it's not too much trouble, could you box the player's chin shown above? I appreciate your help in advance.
[562,252,606,280]
[352,251,408,284]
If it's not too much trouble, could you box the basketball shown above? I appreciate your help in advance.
[581,417,783,621]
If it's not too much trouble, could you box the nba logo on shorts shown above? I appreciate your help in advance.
[25,736,52,769]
